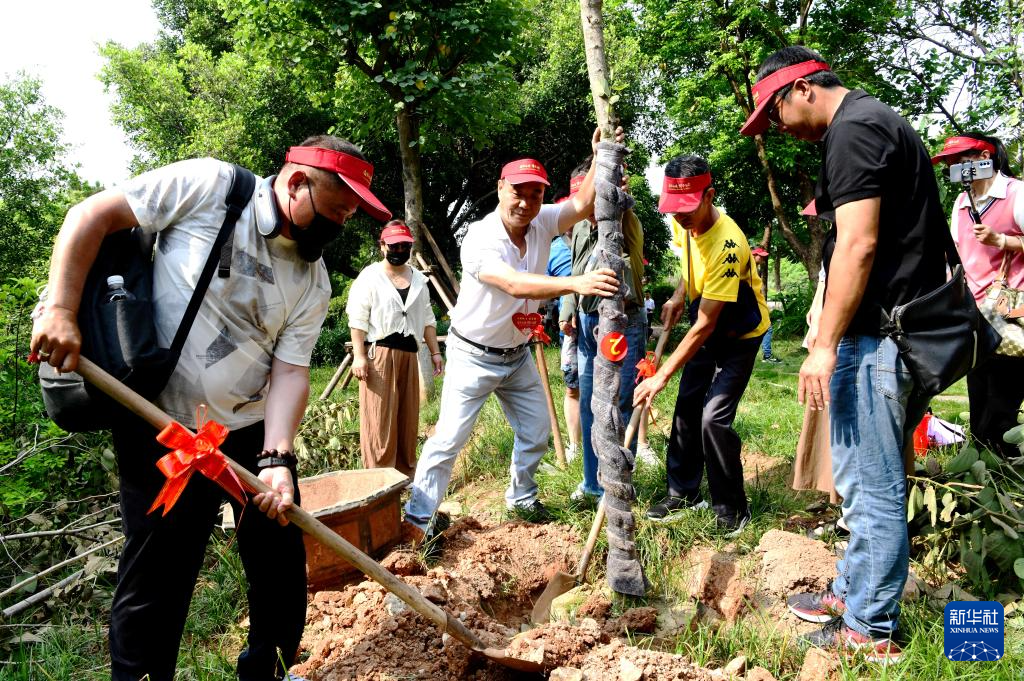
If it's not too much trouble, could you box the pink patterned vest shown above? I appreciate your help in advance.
[956,176,1024,302]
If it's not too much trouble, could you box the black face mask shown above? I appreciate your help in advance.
[385,249,411,266]
[290,181,343,262]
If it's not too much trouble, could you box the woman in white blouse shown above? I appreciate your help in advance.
[346,220,443,475]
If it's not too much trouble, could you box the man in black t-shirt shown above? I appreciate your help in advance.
[741,46,944,664]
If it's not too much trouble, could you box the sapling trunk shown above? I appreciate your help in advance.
[579,0,646,597]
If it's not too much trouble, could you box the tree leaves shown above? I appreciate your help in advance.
[909,437,1024,596]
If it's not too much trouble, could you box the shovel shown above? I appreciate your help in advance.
[73,356,544,674]
[530,328,671,624]
[533,341,567,468]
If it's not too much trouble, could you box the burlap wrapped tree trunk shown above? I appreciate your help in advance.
[580,0,646,597]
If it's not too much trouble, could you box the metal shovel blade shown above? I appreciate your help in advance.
[530,569,580,624]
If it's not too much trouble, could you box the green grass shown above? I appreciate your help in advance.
[5,534,249,680]
[8,337,1014,680]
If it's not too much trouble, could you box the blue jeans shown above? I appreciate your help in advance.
[829,335,929,638]
[577,308,648,495]
[760,323,774,358]
[404,334,549,529]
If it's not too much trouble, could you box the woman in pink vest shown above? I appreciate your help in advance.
[933,133,1024,456]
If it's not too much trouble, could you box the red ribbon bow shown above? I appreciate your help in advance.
[529,323,551,344]
[148,417,246,516]
[635,351,658,384]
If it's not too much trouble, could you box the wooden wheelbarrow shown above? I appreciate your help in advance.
[531,328,671,624]
[75,356,543,674]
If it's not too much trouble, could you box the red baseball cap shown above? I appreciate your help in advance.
[500,158,550,186]
[930,136,996,165]
[739,60,831,136]
[751,246,769,257]
[380,222,414,244]
[285,146,392,221]
[658,172,712,213]
[555,173,587,204]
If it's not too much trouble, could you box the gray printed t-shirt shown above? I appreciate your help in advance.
[121,158,331,429]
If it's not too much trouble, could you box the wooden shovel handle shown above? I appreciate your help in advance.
[74,356,490,654]
[533,343,567,468]
[575,328,672,578]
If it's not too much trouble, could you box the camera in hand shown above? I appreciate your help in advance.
[949,159,994,183]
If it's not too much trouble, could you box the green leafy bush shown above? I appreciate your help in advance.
[312,295,352,366]
[294,398,361,477]
[908,439,1024,597]
[772,280,813,339]
[0,277,117,517]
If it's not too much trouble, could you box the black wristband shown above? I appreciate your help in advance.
[257,448,297,470]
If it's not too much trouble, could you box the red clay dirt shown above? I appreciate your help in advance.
[291,517,718,680]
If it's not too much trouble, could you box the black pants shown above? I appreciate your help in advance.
[665,335,761,517]
[109,417,306,681]
[968,353,1024,458]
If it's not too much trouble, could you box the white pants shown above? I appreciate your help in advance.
[404,334,550,529]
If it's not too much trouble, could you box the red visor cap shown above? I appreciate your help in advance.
[556,173,588,204]
[751,247,769,257]
[801,199,817,217]
[501,158,550,186]
[380,222,414,244]
[285,146,392,222]
[658,172,712,213]
[739,60,830,136]
[930,136,996,165]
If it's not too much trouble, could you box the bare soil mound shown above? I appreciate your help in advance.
[754,529,836,601]
[292,517,717,680]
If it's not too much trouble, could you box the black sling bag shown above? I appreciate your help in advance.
[880,228,1001,395]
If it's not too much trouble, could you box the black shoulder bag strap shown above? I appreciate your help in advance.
[167,164,256,357]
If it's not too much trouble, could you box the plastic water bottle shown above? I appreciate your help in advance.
[106,275,135,303]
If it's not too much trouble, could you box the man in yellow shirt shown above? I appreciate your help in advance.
[634,155,769,535]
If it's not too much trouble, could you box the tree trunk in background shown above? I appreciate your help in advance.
[580,0,646,598]
[396,109,425,247]
[773,250,782,294]
[396,109,461,295]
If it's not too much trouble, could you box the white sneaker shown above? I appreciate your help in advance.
[636,443,659,467]
[565,443,579,465]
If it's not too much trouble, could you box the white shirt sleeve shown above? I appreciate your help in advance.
[345,268,373,333]
[121,158,226,234]
[534,203,564,242]
[418,272,437,329]
[274,262,331,366]
[461,223,507,279]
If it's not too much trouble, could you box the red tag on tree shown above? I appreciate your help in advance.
[599,332,628,362]
[512,312,542,333]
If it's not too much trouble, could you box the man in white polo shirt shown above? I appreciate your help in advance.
[405,129,623,546]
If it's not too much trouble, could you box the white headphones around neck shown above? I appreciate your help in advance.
[254,174,284,238]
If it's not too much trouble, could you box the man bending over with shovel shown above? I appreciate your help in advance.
[404,128,623,552]
[31,136,391,681]
[633,155,770,536]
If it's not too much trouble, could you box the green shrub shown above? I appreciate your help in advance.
[772,280,813,339]
[312,325,349,366]
[649,281,677,309]
[908,436,1024,597]
[294,398,361,476]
